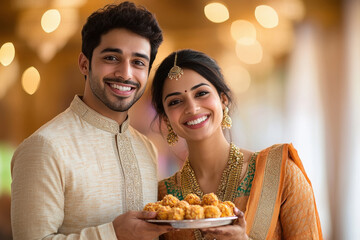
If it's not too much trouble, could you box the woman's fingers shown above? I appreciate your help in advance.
[233,207,246,228]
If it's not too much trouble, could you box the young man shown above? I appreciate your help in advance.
[11,2,170,239]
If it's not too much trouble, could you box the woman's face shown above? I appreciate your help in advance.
[162,68,227,142]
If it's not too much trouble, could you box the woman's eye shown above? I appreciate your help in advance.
[196,91,208,97]
[168,99,181,106]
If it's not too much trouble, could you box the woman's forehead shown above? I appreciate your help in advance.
[163,69,210,92]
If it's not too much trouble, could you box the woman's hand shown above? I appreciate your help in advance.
[200,208,248,240]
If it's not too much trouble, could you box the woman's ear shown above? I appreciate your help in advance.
[163,115,169,124]
[220,93,229,108]
[78,52,89,76]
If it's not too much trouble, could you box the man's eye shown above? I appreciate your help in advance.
[104,56,117,61]
[134,60,145,66]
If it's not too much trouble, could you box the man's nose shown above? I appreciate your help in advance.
[115,61,132,80]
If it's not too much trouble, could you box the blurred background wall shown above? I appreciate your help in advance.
[0,0,359,239]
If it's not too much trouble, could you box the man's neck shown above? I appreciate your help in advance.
[81,95,128,126]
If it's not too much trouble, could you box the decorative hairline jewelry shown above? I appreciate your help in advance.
[168,52,183,80]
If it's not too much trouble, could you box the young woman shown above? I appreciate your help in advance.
[151,49,323,240]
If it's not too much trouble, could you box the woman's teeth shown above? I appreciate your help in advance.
[186,116,208,126]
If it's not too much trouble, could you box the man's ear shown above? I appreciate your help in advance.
[78,52,89,75]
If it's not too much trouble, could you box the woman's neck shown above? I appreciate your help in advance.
[187,135,230,179]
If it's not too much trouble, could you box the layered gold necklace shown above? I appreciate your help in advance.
[180,142,244,202]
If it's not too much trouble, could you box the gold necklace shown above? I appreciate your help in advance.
[180,143,244,202]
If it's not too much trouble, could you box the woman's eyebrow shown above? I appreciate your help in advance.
[164,83,210,101]
[190,83,210,90]
[164,92,181,101]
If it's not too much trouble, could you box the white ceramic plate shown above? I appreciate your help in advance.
[146,216,237,229]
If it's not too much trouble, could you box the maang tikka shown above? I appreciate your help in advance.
[168,52,183,80]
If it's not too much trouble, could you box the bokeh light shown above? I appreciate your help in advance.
[235,40,263,64]
[230,20,257,45]
[255,5,279,29]
[21,66,41,95]
[0,42,15,66]
[41,9,61,33]
[204,3,229,23]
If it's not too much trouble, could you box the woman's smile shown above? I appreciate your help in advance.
[183,114,210,129]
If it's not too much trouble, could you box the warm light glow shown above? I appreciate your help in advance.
[258,19,294,57]
[224,65,251,94]
[21,66,41,95]
[41,9,61,33]
[236,40,263,64]
[0,59,19,99]
[0,42,15,66]
[204,3,229,23]
[255,5,279,28]
[274,0,305,22]
[18,8,79,62]
[53,0,87,7]
[230,20,256,45]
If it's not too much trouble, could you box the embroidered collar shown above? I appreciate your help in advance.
[70,95,130,134]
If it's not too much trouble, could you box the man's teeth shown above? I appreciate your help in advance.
[110,83,131,91]
[186,116,208,126]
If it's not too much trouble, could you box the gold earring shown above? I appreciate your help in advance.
[166,121,178,145]
[221,106,232,129]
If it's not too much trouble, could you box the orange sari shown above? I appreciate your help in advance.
[158,144,323,239]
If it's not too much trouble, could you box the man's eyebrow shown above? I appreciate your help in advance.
[134,52,150,62]
[164,83,210,101]
[100,48,149,62]
[100,48,122,54]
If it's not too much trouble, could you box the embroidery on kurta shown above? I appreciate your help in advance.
[117,134,143,211]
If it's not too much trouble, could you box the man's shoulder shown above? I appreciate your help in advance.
[18,107,79,149]
[33,107,77,139]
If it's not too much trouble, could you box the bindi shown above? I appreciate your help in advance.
[184,90,187,93]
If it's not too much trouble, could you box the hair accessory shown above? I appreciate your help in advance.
[168,52,183,80]
[221,106,232,129]
[166,120,179,145]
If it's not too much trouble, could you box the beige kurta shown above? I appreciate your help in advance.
[11,95,158,240]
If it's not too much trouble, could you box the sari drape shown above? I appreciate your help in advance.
[158,143,323,240]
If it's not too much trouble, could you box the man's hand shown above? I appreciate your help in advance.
[113,211,172,240]
[200,207,249,240]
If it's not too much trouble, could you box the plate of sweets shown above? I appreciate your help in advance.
[144,193,238,229]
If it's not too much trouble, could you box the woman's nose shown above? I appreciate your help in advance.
[184,100,200,114]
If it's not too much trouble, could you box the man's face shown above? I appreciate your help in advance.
[84,28,151,113]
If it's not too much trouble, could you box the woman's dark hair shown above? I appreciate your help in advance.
[81,1,163,71]
[151,49,232,121]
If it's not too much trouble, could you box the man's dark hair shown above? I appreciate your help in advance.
[81,1,163,71]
